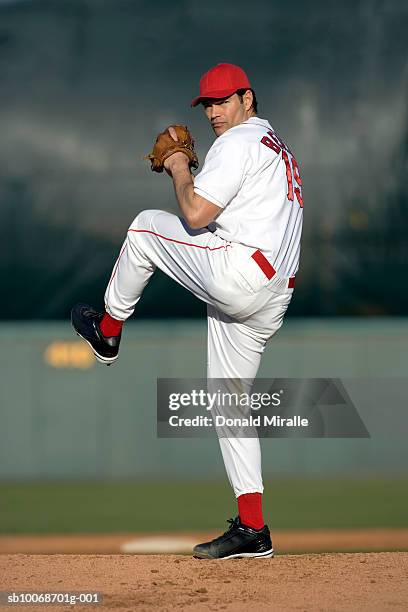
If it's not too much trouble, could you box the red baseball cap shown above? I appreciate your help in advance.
[191,63,251,107]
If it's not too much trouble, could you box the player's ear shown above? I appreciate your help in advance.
[243,89,253,112]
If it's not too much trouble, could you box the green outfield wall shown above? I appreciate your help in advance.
[0,319,407,480]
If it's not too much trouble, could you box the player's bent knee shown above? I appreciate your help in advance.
[129,209,162,232]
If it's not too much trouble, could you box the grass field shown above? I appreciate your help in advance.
[1,478,407,534]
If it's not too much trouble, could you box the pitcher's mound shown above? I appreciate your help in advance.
[1,552,407,611]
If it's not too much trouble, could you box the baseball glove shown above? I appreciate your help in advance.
[145,124,199,173]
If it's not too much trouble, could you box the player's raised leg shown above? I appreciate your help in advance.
[71,208,227,364]
[105,209,221,319]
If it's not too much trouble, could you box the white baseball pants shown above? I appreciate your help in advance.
[105,209,293,497]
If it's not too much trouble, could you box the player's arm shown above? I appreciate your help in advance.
[164,153,222,229]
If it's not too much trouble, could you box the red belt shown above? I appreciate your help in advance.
[251,250,295,289]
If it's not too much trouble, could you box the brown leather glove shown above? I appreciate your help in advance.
[145,124,199,173]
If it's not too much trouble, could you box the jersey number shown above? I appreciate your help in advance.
[261,131,303,207]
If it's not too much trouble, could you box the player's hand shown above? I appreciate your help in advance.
[164,127,191,176]
[164,151,190,176]
[145,124,199,174]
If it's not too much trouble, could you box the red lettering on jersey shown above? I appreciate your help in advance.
[266,130,282,149]
[282,151,303,207]
[282,150,294,201]
[271,132,286,151]
[261,135,281,154]
[295,187,303,207]
[268,130,293,156]
[291,157,303,186]
[261,128,303,207]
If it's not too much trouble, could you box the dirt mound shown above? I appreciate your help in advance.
[1,528,408,554]
[1,552,407,611]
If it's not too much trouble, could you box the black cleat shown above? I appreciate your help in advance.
[71,303,121,366]
[193,517,274,560]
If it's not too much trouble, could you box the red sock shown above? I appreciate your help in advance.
[237,492,264,530]
[100,312,123,337]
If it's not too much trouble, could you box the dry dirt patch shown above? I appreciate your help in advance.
[0,552,407,611]
[1,528,408,554]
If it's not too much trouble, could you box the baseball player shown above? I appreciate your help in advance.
[71,63,303,559]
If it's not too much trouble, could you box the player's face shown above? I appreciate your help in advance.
[202,93,253,136]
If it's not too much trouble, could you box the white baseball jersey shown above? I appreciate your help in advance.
[193,117,303,278]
